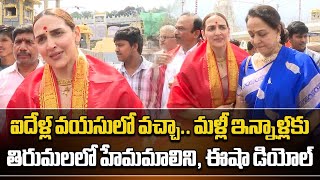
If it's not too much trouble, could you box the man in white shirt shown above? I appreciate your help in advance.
[287,21,320,68]
[0,24,43,108]
[159,12,203,108]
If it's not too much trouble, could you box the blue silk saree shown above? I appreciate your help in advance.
[238,46,320,119]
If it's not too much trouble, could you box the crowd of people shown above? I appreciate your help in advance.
[0,5,319,134]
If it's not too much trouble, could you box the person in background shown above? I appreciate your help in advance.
[0,24,43,109]
[230,38,240,47]
[283,28,291,47]
[6,8,143,109]
[149,25,178,108]
[0,25,15,71]
[287,21,320,68]
[153,25,178,65]
[158,25,178,53]
[235,5,320,127]
[114,27,157,108]
[158,12,203,108]
[247,41,256,55]
[168,12,248,108]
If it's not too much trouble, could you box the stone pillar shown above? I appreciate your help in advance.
[19,0,24,25]
[56,0,60,8]
[44,0,48,9]
[0,2,3,25]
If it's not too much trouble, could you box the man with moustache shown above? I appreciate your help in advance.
[0,24,43,108]
[158,12,203,108]
[0,25,15,71]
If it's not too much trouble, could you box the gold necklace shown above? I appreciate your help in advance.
[57,79,72,86]
[60,86,71,96]
[57,79,72,96]
[259,53,278,64]
[257,44,281,64]
[216,57,226,63]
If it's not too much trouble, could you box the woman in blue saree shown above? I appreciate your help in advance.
[235,5,320,133]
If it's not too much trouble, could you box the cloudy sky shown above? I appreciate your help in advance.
[36,0,320,30]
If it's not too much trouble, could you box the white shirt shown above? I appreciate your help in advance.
[161,44,199,108]
[304,48,320,68]
[0,60,44,108]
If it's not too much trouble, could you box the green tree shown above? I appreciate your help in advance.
[161,14,177,26]
[81,11,93,19]
[109,10,118,17]
[117,10,125,16]
[136,7,145,13]
[70,11,82,19]
[124,6,135,15]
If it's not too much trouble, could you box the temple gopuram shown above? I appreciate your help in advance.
[0,0,40,26]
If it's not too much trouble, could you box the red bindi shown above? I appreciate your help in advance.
[43,26,47,32]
